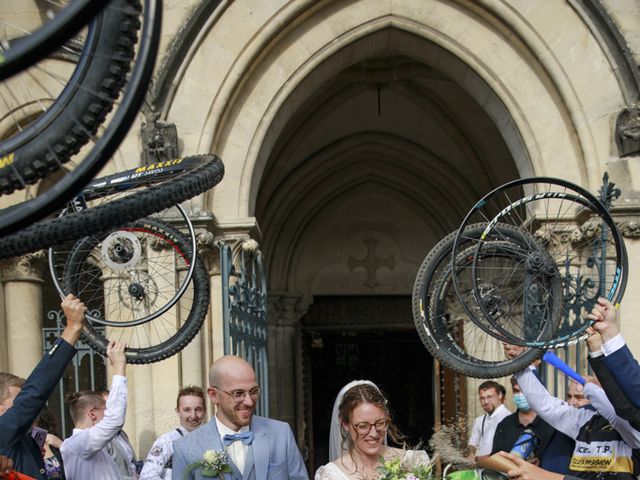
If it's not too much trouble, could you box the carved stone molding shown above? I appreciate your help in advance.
[617,220,640,238]
[268,293,307,328]
[0,251,47,283]
[616,104,640,157]
[140,112,179,164]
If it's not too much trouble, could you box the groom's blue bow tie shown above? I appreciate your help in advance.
[223,431,254,446]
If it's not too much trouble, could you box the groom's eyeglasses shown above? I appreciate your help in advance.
[352,419,389,435]
[215,386,261,403]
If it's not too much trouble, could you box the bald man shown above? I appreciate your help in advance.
[171,356,308,480]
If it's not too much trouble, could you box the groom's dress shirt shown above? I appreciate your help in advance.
[61,375,128,480]
[468,403,511,455]
[216,418,250,473]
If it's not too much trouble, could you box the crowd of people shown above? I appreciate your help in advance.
[1,295,640,480]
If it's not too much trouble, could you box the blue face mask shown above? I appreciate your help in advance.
[513,393,530,412]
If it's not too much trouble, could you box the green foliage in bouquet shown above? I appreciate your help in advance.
[377,455,433,480]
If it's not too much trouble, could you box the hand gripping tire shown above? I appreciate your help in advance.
[0,154,224,260]
[64,217,210,364]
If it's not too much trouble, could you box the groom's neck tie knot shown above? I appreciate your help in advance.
[223,431,254,446]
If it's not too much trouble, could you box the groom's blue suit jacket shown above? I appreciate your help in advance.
[171,415,308,480]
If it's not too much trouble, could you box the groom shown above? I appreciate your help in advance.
[172,355,308,480]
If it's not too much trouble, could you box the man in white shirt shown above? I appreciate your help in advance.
[61,341,128,480]
[99,388,138,479]
[466,380,511,460]
[139,386,206,479]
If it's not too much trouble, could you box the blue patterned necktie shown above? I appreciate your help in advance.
[223,431,254,446]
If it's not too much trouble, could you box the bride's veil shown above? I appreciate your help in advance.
[328,379,386,461]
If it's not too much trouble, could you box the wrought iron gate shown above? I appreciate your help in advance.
[219,241,269,416]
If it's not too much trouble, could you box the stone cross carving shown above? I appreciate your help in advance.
[347,238,395,287]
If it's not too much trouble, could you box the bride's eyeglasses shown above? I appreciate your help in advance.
[352,419,390,435]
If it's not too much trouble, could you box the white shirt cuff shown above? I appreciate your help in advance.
[588,349,603,358]
[601,334,625,356]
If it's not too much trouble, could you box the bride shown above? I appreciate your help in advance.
[315,380,430,480]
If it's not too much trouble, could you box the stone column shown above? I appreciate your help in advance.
[267,293,305,430]
[179,231,217,390]
[0,252,46,376]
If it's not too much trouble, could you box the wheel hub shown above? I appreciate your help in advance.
[101,230,142,270]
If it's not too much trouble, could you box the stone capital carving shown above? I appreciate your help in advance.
[617,221,640,238]
[0,251,47,283]
[268,293,307,327]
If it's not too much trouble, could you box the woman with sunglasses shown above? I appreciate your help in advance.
[316,380,430,480]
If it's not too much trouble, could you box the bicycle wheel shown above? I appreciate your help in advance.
[0,0,141,194]
[0,0,106,80]
[451,177,627,348]
[49,204,197,327]
[63,217,210,364]
[0,154,224,260]
[412,224,543,378]
[0,0,161,237]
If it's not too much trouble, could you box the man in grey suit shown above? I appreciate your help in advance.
[172,355,308,480]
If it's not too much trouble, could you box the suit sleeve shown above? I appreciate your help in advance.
[589,354,640,431]
[601,344,640,408]
[284,425,308,480]
[0,338,76,449]
[171,438,189,480]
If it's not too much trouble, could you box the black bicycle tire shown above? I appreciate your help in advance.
[0,0,161,237]
[0,0,107,80]
[452,178,627,348]
[428,247,545,378]
[412,224,543,378]
[65,217,210,364]
[0,0,141,195]
[0,154,224,260]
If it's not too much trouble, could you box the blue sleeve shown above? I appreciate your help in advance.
[0,338,76,449]
[285,425,308,480]
[602,345,640,408]
[590,354,640,431]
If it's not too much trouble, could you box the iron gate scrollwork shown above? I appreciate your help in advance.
[539,172,621,392]
[219,240,269,416]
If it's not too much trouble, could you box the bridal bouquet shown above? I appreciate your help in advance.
[377,454,434,480]
[182,450,232,479]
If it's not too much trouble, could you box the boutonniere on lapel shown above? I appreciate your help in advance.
[183,450,232,479]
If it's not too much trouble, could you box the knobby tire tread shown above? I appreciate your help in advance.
[0,155,224,259]
[0,0,142,194]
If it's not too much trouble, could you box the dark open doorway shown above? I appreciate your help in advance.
[301,296,434,472]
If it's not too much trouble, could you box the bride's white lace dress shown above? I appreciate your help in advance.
[314,450,430,480]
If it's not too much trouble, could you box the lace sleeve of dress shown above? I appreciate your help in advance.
[403,449,431,469]
[315,465,334,480]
